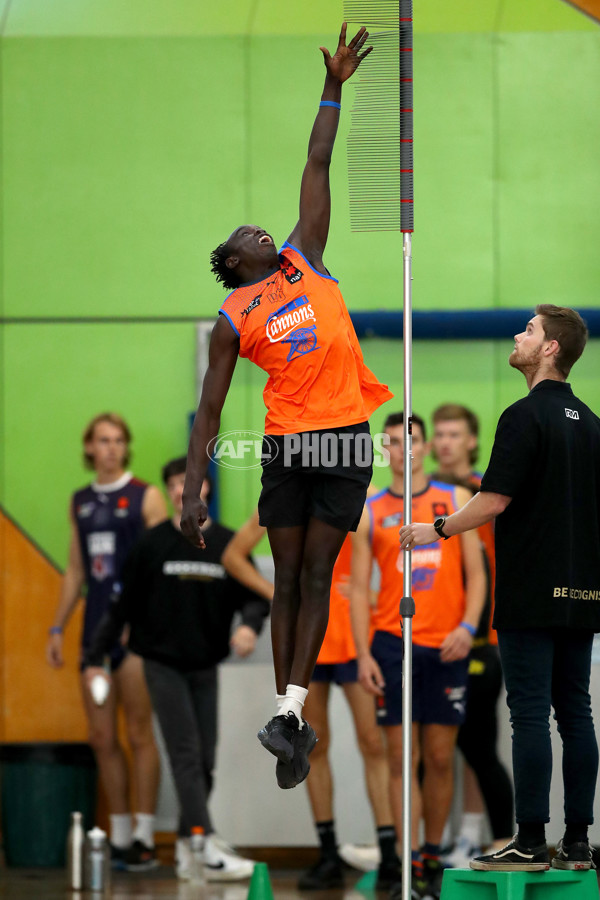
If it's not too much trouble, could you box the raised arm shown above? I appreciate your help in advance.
[181,315,239,548]
[287,23,371,270]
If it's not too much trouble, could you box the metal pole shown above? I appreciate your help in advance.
[400,232,415,900]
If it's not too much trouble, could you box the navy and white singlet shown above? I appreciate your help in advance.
[73,472,147,653]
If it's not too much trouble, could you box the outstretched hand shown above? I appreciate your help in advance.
[320,23,372,83]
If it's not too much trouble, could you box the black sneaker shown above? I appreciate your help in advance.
[376,857,402,890]
[123,839,160,871]
[552,839,595,871]
[275,719,317,789]
[390,869,428,900]
[470,836,550,872]
[257,712,299,763]
[422,857,444,899]
[298,855,344,890]
[110,843,129,871]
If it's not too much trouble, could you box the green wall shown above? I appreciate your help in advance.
[1,0,599,565]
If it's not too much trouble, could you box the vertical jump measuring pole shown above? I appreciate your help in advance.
[399,4,414,900]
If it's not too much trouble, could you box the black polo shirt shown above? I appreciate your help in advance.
[480,379,600,631]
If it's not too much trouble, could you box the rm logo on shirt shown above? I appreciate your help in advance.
[565,408,579,420]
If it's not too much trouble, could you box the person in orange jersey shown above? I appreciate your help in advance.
[180,24,392,790]
[222,499,399,890]
[430,404,513,864]
[351,412,485,900]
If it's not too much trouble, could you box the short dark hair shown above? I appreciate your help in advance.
[432,403,479,465]
[161,456,187,484]
[210,241,241,291]
[535,304,588,378]
[384,411,427,441]
[161,457,213,504]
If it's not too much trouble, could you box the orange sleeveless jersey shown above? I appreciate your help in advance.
[368,483,466,648]
[471,471,497,645]
[219,244,392,435]
[317,534,357,665]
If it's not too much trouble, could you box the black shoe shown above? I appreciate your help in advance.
[110,843,129,871]
[470,836,550,872]
[422,857,444,900]
[123,839,160,871]
[258,712,300,763]
[376,857,401,890]
[390,869,427,900]
[275,719,317,789]
[298,855,344,890]
[552,839,595,871]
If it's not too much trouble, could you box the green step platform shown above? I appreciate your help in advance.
[441,867,597,900]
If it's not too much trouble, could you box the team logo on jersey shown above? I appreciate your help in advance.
[265,276,285,304]
[382,512,403,529]
[280,259,303,284]
[114,496,130,518]
[396,545,442,590]
[241,295,261,317]
[433,502,448,517]
[266,296,320,361]
[565,408,579,420]
[76,502,95,519]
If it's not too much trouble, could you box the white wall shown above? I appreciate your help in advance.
[154,561,600,846]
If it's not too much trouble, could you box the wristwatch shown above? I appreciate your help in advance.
[433,516,450,540]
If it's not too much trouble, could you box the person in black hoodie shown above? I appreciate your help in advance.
[84,456,270,881]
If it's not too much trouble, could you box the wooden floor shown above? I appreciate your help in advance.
[0,865,368,899]
[1,864,598,899]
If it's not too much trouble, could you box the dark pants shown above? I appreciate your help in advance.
[497,628,598,826]
[457,644,514,838]
[143,658,218,836]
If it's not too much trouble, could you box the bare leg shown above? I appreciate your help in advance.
[421,724,459,846]
[80,672,129,814]
[386,723,421,849]
[343,681,393,827]
[115,653,160,814]
[268,519,347,691]
[268,525,305,693]
[304,682,334,820]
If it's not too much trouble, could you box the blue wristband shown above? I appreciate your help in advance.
[320,100,341,110]
[460,622,476,637]
[48,626,63,635]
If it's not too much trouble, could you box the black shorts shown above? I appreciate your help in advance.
[311,660,359,685]
[258,421,373,533]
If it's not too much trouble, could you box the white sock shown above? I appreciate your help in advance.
[441,821,453,849]
[133,813,156,848]
[279,684,308,727]
[276,693,286,713]
[459,812,484,847]
[110,814,133,849]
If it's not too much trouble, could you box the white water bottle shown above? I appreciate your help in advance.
[190,826,206,887]
[66,811,85,890]
[84,827,110,893]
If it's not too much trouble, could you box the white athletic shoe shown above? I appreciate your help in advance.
[205,835,256,881]
[338,843,381,872]
[175,837,193,881]
[176,835,256,882]
[442,835,482,869]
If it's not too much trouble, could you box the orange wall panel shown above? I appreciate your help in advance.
[1,510,88,742]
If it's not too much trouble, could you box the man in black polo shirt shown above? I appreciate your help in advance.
[400,304,600,873]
